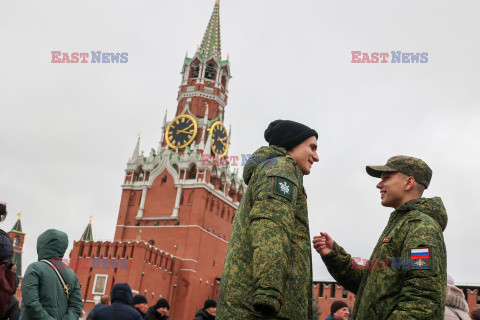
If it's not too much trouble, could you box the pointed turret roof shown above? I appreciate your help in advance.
[130,135,140,163]
[80,218,93,241]
[11,214,22,232]
[198,0,222,60]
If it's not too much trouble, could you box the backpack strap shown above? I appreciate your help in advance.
[40,259,70,300]
[447,306,463,320]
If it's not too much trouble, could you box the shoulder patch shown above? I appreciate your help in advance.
[410,247,431,269]
[272,176,294,202]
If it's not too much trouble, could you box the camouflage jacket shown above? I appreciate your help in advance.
[322,197,448,320]
[217,146,312,320]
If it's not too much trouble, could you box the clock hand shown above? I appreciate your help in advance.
[183,123,194,131]
[175,123,194,134]
[177,128,195,134]
[218,136,228,142]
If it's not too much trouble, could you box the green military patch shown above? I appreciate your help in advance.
[273,176,294,202]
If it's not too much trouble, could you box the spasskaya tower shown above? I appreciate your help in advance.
[69,1,245,318]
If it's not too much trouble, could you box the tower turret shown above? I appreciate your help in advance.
[175,0,231,135]
[8,213,25,277]
[80,218,93,241]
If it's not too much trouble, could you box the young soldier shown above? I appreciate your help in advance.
[313,155,448,319]
[217,120,319,320]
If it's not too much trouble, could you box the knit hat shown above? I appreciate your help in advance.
[154,298,170,310]
[471,307,480,320]
[264,120,318,151]
[133,294,147,305]
[331,300,348,315]
[204,299,217,309]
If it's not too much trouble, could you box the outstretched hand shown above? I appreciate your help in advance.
[312,232,334,256]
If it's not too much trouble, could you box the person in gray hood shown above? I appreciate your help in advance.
[20,229,83,320]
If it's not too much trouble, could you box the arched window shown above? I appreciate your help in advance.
[13,236,20,247]
[219,173,226,191]
[186,164,197,180]
[205,62,216,80]
[190,61,200,79]
[221,75,227,88]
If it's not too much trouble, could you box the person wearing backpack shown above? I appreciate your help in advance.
[19,229,83,320]
[0,203,19,320]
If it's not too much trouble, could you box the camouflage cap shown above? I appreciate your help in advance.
[366,155,432,188]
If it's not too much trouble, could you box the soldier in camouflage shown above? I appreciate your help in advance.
[216,120,319,320]
[313,155,448,319]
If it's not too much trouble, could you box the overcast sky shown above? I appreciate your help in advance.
[1,0,479,285]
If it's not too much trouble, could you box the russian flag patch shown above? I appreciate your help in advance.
[410,247,431,269]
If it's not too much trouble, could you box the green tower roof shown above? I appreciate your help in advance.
[11,216,22,232]
[198,0,222,60]
[80,219,93,241]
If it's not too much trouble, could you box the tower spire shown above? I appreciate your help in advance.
[130,134,141,162]
[197,0,222,60]
[80,217,93,241]
[11,213,22,232]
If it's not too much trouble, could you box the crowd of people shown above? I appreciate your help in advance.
[0,201,218,320]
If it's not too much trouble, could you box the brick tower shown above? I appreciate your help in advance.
[8,213,25,304]
[8,213,25,278]
[70,1,245,318]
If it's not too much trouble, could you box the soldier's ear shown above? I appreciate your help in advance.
[404,176,415,191]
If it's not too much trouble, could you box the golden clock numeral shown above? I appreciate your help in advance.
[177,141,181,147]
[188,135,192,139]
[182,117,185,123]
[175,120,180,125]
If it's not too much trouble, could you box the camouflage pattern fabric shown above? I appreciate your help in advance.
[322,197,448,319]
[217,146,312,320]
[366,155,432,188]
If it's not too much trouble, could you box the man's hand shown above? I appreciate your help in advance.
[312,232,334,256]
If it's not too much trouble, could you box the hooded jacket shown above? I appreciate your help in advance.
[193,308,215,320]
[217,146,312,320]
[0,229,17,318]
[90,283,142,320]
[144,306,169,320]
[444,284,470,320]
[322,197,448,319]
[19,229,83,320]
[0,230,13,262]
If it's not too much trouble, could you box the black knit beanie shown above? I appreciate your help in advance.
[133,294,147,305]
[154,298,170,310]
[330,300,348,315]
[204,299,217,309]
[264,120,318,151]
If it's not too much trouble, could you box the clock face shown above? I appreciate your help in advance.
[210,121,229,157]
[165,114,198,149]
